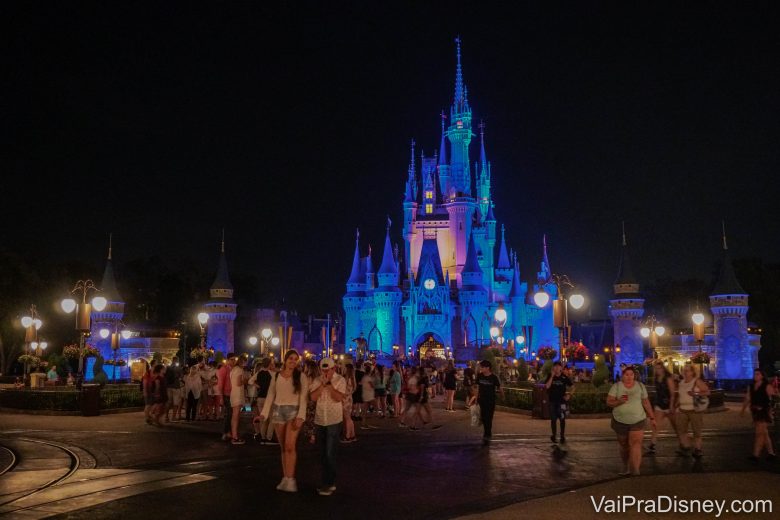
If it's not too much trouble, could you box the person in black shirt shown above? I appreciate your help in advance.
[470,359,504,445]
[545,362,573,443]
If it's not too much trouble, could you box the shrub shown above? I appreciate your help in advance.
[592,355,609,388]
[516,358,529,382]
[539,360,553,382]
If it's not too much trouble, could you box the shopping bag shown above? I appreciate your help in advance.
[470,403,482,427]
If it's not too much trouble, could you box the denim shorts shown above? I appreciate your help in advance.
[272,404,299,424]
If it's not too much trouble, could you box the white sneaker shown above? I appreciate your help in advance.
[276,477,288,490]
[282,478,298,492]
[221,433,231,441]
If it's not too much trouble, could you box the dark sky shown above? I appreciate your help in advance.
[5,2,780,318]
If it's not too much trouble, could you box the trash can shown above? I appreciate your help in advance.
[532,384,550,419]
[80,384,101,416]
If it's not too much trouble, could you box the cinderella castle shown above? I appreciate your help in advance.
[344,40,559,361]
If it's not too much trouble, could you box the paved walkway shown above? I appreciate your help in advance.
[0,402,777,519]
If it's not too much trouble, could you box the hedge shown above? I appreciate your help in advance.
[0,385,143,411]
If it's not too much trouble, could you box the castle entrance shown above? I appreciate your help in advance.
[416,334,446,360]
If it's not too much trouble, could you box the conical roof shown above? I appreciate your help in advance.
[347,232,363,285]
[509,260,524,299]
[210,251,233,291]
[100,259,122,302]
[463,231,482,275]
[497,225,511,269]
[711,252,746,295]
[378,226,397,275]
[615,244,636,285]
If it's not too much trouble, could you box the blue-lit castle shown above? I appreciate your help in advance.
[344,41,559,361]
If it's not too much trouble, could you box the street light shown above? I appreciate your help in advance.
[20,305,44,380]
[197,312,209,348]
[101,321,132,382]
[534,274,585,363]
[61,280,104,383]
[248,336,258,346]
[640,315,665,359]
[261,327,273,356]
[692,312,705,348]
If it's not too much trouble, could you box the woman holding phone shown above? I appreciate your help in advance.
[606,366,655,476]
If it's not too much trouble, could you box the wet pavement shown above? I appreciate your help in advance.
[1,401,778,519]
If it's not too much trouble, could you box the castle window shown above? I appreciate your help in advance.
[424,278,435,290]
[425,203,433,214]
[456,120,463,129]
[425,190,433,200]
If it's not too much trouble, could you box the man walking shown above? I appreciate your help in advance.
[471,360,504,445]
[309,357,346,496]
[218,354,236,441]
[545,362,573,443]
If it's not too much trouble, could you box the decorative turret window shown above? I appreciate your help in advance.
[425,190,433,200]
[456,120,463,129]
[425,203,433,214]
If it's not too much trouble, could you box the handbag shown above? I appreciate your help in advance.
[693,378,709,412]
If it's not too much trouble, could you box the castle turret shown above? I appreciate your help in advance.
[709,223,755,379]
[343,230,367,348]
[609,225,644,369]
[373,220,402,354]
[203,231,237,355]
[493,225,513,301]
[89,234,126,376]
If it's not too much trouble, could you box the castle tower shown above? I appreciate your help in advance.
[373,220,402,354]
[204,232,237,355]
[533,235,561,353]
[609,226,645,368]
[89,234,126,355]
[437,112,451,198]
[709,224,755,379]
[343,229,366,350]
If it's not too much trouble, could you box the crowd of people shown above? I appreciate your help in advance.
[137,352,777,492]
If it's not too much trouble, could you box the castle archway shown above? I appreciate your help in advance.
[414,332,446,360]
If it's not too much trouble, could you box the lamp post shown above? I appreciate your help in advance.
[692,312,706,377]
[640,315,666,359]
[533,274,585,364]
[261,328,273,356]
[100,323,132,383]
[61,280,107,385]
[20,305,43,381]
[197,312,209,348]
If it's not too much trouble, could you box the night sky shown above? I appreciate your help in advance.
[5,2,780,318]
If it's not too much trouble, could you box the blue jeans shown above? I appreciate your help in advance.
[317,422,342,486]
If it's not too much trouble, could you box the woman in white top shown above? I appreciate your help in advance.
[183,366,203,422]
[230,356,247,444]
[259,350,308,492]
[675,364,710,459]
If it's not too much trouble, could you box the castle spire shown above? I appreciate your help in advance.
[711,221,745,296]
[615,225,636,285]
[347,229,363,285]
[210,233,233,297]
[479,120,488,173]
[538,234,552,283]
[454,36,464,107]
[409,138,416,181]
[509,255,524,299]
[101,233,121,301]
[497,224,511,269]
[463,230,482,276]
[378,217,398,275]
